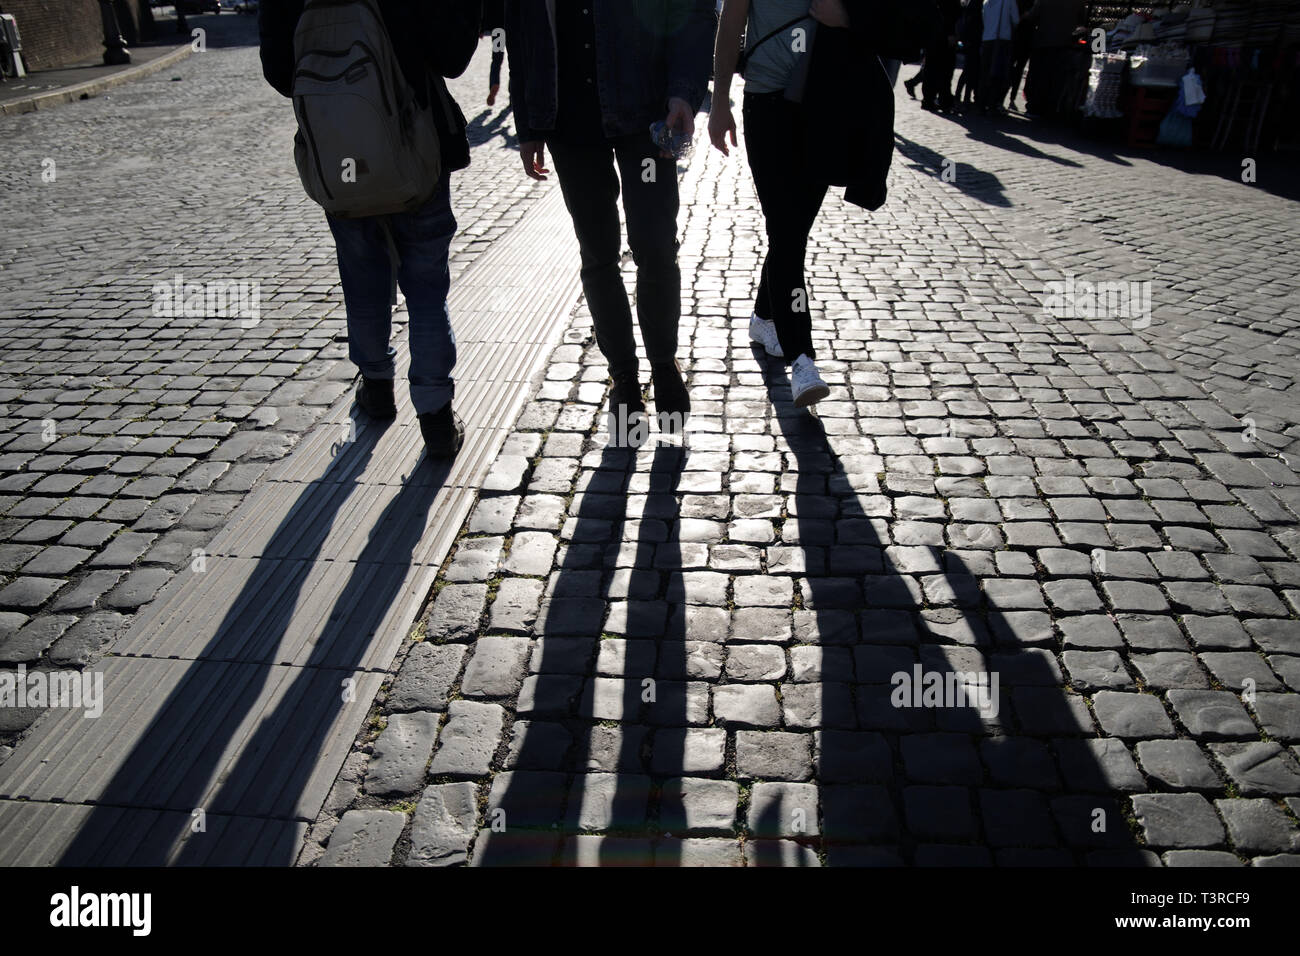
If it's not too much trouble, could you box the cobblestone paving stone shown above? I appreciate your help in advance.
[304,82,1300,867]
[0,17,541,749]
[891,110,1300,460]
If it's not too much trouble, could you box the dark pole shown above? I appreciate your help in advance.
[98,0,132,64]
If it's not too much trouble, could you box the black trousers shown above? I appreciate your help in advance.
[922,45,956,108]
[743,91,829,363]
[546,132,682,379]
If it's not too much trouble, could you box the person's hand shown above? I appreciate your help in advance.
[709,102,737,156]
[520,140,549,181]
[810,0,849,28]
[663,96,695,157]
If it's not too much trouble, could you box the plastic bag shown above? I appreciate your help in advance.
[1182,69,1206,107]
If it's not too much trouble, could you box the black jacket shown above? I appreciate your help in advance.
[258,0,481,174]
[800,0,913,211]
[505,0,716,141]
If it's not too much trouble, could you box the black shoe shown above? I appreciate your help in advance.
[904,79,918,99]
[419,403,464,459]
[607,371,648,447]
[355,376,396,419]
[609,371,646,416]
[651,360,690,434]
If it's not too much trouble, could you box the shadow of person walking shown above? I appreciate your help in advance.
[58,416,451,864]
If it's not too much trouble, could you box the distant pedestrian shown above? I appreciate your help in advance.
[482,0,505,106]
[954,0,983,109]
[1023,0,1085,118]
[921,0,962,114]
[259,0,481,458]
[505,0,714,439]
[1005,0,1035,110]
[979,0,1019,114]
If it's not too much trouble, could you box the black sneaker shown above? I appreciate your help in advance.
[651,360,690,434]
[419,404,465,459]
[355,376,396,419]
[608,371,647,448]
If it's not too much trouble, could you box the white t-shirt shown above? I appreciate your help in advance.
[744,0,812,94]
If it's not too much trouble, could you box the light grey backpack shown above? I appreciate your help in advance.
[290,0,441,218]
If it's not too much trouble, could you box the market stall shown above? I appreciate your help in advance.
[1075,1,1300,151]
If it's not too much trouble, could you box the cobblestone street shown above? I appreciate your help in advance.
[3,13,1300,868]
[0,16,541,694]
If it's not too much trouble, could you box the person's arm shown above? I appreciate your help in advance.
[505,0,547,180]
[707,0,748,155]
[425,0,481,79]
[811,0,850,30]
[258,0,306,97]
[664,0,718,138]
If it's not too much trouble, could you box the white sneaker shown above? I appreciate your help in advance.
[748,314,784,357]
[791,354,830,408]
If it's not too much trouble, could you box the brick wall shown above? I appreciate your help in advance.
[2,0,152,72]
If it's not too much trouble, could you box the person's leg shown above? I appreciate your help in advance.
[993,41,1013,111]
[936,51,957,110]
[1024,47,1046,114]
[326,213,398,386]
[904,62,924,97]
[978,40,996,110]
[963,48,981,104]
[488,46,504,103]
[1007,51,1028,108]
[612,135,680,369]
[546,136,638,381]
[921,45,942,107]
[742,93,826,364]
[613,134,688,422]
[489,47,504,89]
[390,177,458,417]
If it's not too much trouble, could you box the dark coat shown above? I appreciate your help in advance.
[504,0,716,141]
[800,0,926,211]
[482,0,505,32]
[258,0,481,174]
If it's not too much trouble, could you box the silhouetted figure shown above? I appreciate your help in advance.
[921,0,961,113]
[505,0,714,436]
[1023,0,1085,118]
[1006,0,1035,110]
[482,0,505,105]
[978,0,1019,114]
[954,0,983,108]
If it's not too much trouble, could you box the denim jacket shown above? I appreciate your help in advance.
[505,0,717,141]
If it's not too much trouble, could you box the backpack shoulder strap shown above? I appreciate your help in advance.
[739,14,811,72]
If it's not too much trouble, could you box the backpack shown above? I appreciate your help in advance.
[290,0,441,218]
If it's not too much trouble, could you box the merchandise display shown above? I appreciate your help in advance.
[1075,1,1300,152]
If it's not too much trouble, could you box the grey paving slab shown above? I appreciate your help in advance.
[0,799,307,866]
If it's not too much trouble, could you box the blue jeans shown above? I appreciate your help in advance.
[326,178,457,416]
